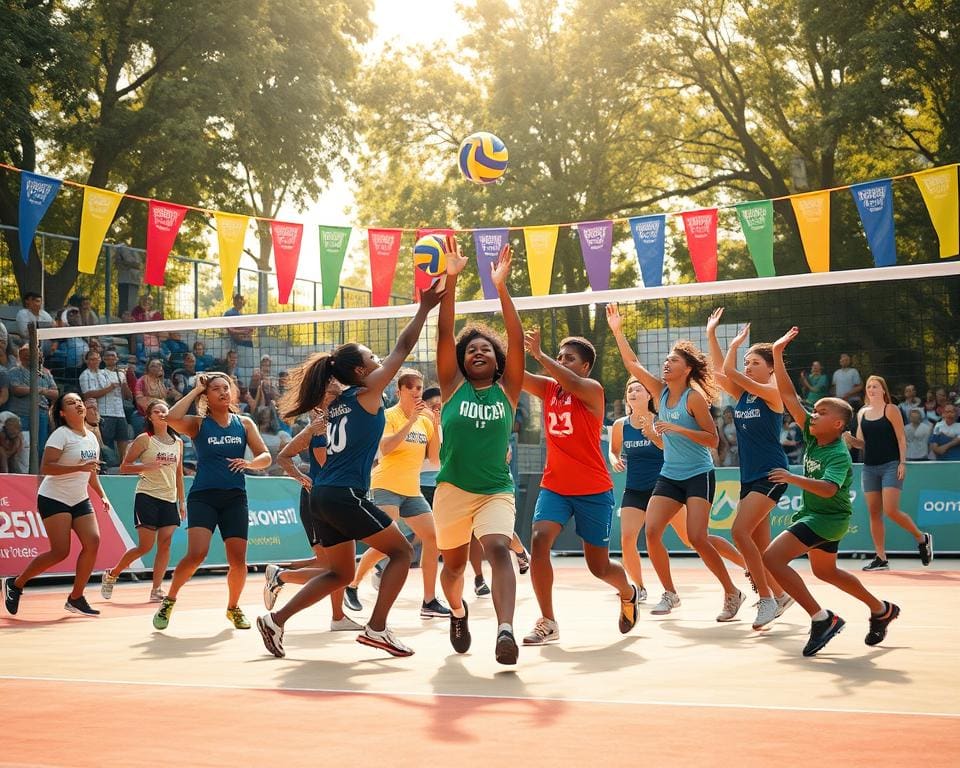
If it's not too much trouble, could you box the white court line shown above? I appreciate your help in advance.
[1,673,957,719]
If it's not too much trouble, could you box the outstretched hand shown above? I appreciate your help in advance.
[773,326,800,351]
[418,276,447,309]
[605,303,623,334]
[730,322,750,347]
[490,243,513,288]
[707,307,724,335]
[444,235,468,276]
[523,328,544,360]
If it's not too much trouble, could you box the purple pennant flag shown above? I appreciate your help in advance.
[576,220,613,291]
[472,228,509,299]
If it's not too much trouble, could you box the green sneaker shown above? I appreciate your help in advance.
[226,606,251,629]
[152,597,176,630]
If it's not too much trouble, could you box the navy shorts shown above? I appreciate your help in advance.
[653,471,716,504]
[787,521,840,554]
[134,493,180,529]
[862,460,903,492]
[187,488,248,540]
[620,488,654,512]
[421,485,436,507]
[38,495,94,520]
[307,485,393,548]
[534,488,615,547]
[739,478,788,503]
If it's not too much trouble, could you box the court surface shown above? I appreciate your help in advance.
[2,556,958,767]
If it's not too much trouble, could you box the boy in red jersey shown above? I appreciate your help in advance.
[521,329,639,645]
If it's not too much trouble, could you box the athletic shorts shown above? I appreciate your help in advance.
[134,493,180,529]
[534,488,615,547]
[652,471,716,504]
[306,485,393,548]
[787,521,840,554]
[38,495,94,520]
[621,488,654,512]
[370,488,432,518]
[433,482,515,550]
[862,460,903,493]
[739,478,788,502]
[299,487,323,548]
[99,415,131,445]
[187,488,248,540]
[421,485,436,507]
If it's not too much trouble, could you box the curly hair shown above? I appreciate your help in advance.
[196,373,241,418]
[455,324,506,382]
[280,343,366,420]
[671,340,718,403]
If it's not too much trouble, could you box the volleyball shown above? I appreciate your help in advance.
[458,131,508,184]
[413,234,447,276]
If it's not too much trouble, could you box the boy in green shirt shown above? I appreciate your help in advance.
[763,327,899,657]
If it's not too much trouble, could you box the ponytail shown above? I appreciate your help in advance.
[280,343,365,420]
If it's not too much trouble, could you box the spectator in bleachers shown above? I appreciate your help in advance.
[0,363,8,410]
[213,348,240,379]
[82,396,118,468]
[0,321,10,368]
[102,349,136,423]
[114,244,143,317]
[15,291,54,342]
[171,352,198,394]
[799,360,829,406]
[162,331,189,370]
[934,387,950,419]
[0,413,23,473]
[47,307,88,378]
[923,389,939,424]
[69,294,100,327]
[831,352,863,409]
[779,413,804,465]
[224,292,255,378]
[192,340,214,371]
[898,384,921,422]
[131,293,165,359]
[235,377,256,413]
[930,403,960,460]
[7,344,59,472]
[134,359,181,434]
[904,408,932,461]
[79,349,131,461]
[252,405,289,475]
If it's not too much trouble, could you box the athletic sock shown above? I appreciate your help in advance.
[811,609,828,622]
[451,606,466,619]
[498,623,513,635]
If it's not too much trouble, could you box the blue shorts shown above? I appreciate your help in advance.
[370,488,432,518]
[534,488,615,548]
[862,460,903,492]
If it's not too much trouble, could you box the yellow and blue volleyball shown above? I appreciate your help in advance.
[458,131,508,184]
[413,234,447,276]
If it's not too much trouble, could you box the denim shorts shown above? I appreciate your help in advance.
[370,488,432,518]
[862,460,903,493]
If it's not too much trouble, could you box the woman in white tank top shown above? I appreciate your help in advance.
[101,400,185,603]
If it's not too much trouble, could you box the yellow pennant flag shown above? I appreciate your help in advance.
[78,187,123,273]
[522,225,559,296]
[790,190,831,272]
[214,212,250,298]
[914,165,959,259]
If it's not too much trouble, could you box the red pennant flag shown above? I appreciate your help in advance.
[145,200,188,286]
[414,228,454,300]
[680,208,718,282]
[270,220,304,304]
[368,228,404,307]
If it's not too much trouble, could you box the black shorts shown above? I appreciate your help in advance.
[99,415,131,445]
[652,471,716,504]
[187,488,248,540]
[621,488,654,511]
[38,495,94,520]
[787,522,840,554]
[421,485,436,507]
[299,487,323,548]
[739,479,788,503]
[307,485,392,548]
[134,492,180,530]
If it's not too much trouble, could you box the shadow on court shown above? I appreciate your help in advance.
[132,628,236,659]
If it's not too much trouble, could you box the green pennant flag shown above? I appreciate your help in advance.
[734,200,776,277]
[318,225,352,307]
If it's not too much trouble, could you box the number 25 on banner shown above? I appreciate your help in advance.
[0,510,47,539]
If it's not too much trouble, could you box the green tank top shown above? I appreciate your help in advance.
[437,381,515,494]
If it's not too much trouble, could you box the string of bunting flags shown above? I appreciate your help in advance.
[5,162,958,308]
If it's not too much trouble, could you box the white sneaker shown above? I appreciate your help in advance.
[637,586,648,603]
[522,617,560,645]
[149,587,165,603]
[263,564,284,610]
[100,571,118,600]
[356,626,414,657]
[256,613,285,658]
[651,591,680,615]
[330,616,363,632]
[717,590,746,622]
[774,592,795,618]
[752,597,779,630]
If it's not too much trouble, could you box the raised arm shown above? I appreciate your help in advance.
[379,404,425,456]
[166,376,206,438]
[706,307,739,397]
[492,244,524,408]
[722,322,782,410]
[524,327,605,420]
[771,327,808,426]
[605,303,663,401]
[437,236,467,401]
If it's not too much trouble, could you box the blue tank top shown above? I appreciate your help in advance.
[658,388,714,480]
[191,413,248,492]
[621,419,664,491]
[733,390,789,482]
[307,433,326,483]
[315,386,386,490]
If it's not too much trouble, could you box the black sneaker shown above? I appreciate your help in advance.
[343,586,363,612]
[862,556,889,572]
[4,577,22,615]
[450,602,471,653]
[65,595,100,616]
[495,628,519,665]
[918,533,933,566]
[802,611,845,657]
[474,575,491,596]
[865,601,900,646]
[420,598,452,618]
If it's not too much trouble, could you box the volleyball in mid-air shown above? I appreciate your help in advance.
[413,234,447,277]
[458,131,508,184]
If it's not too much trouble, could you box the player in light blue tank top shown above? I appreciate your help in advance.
[607,303,743,622]
[708,309,795,630]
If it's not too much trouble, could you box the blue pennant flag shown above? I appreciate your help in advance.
[18,172,62,264]
[851,179,897,267]
[628,215,666,287]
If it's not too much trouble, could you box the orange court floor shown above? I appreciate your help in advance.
[2,556,958,768]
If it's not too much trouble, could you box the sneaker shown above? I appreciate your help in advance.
[149,587,165,603]
[100,570,118,600]
[523,617,560,645]
[752,597,779,630]
[450,602,471,653]
[637,586,648,603]
[774,592,796,618]
[862,556,889,571]
[257,613,285,658]
[802,611,845,657]
[330,616,363,632]
[619,584,640,634]
[371,568,382,592]
[152,597,175,630]
[343,586,363,612]
[865,601,900,646]
[744,571,758,594]
[357,626,414,657]
[263,564,284,610]
[717,590,746,622]
[515,548,530,575]
[474,575,491,596]
[226,606,251,629]
[4,577,23,615]
[65,595,100,616]
[420,598,452,618]
[918,533,933,566]
[651,591,680,615]
[495,628,519,665]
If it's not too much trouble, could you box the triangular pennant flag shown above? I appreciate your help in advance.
[367,228,403,307]
[628,215,666,288]
[18,172,62,265]
[414,228,454,300]
[473,228,509,299]
[680,208,718,282]
[576,220,613,291]
[145,200,188,286]
[522,225,559,296]
[318,226,352,307]
[78,187,123,274]
[790,191,831,272]
[851,180,897,267]
[270,221,304,304]
[214,212,250,298]
[734,200,776,277]
[914,165,959,259]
